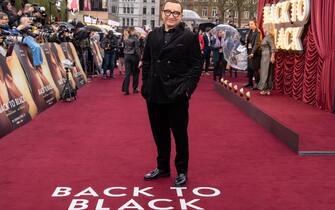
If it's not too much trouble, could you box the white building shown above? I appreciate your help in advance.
[108,0,161,29]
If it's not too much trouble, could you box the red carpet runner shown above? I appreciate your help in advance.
[0,75,335,209]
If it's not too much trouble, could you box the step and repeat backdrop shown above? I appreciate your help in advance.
[0,42,88,138]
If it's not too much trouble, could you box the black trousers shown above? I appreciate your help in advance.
[146,99,189,174]
[247,66,260,86]
[122,54,139,93]
[247,53,261,86]
[214,53,227,81]
[102,51,116,76]
[204,48,211,72]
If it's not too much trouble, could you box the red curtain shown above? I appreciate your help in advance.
[257,0,334,112]
[311,0,335,111]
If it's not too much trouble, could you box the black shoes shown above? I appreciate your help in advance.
[133,89,139,94]
[123,92,130,95]
[144,168,170,180]
[174,173,187,187]
[144,169,187,186]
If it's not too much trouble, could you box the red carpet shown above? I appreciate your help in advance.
[225,72,335,152]
[0,74,335,209]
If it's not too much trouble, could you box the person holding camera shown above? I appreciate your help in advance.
[101,30,118,79]
[1,1,22,27]
[47,25,73,44]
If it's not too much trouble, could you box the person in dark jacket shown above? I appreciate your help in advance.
[141,0,202,187]
[101,30,118,79]
[122,27,141,94]
[1,1,21,27]
[203,27,212,75]
[244,19,262,88]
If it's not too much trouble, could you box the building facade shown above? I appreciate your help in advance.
[108,0,161,29]
[178,0,258,27]
[68,0,111,24]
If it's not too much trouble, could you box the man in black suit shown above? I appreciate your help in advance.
[141,0,202,186]
[244,19,262,89]
[203,27,212,75]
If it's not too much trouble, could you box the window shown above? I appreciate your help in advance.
[212,7,217,17]
[202,7,208,17]
[151,7,155,15]
[111,6,117,13]
[244,11,249,19]
[142,19,147,26]
[131,18,134,26]
[143,7,146,14]
[151,20,155,28]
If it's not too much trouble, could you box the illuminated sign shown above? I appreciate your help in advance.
[263,0,310,51]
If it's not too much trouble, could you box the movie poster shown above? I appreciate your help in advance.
[90,39,103,71]
[0,52,39,137]
[60,42,87,88]
[41,43,76,93]
[14,44,58,113]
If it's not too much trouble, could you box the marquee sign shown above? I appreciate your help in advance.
[263,0,310,51]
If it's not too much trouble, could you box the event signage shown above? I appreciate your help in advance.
[0,43,88,138]
[263,0,310,51]
[52,186,222,210]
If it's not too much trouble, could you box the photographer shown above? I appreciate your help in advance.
[1,1,22,27]
[48,25,73,44]
[100,30,118,79]
[74,28,94,75]
[0,12,22,52]
[0,14,44,68]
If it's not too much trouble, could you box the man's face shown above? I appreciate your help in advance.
[162,2,182,29]
[0,16,9,25]
[249,21,256,30]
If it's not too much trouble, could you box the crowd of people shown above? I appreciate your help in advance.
[0,0,276,97]
[85,17,276,97]
[193,19,276,96]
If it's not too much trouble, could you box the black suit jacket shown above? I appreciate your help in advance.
[245,29,262,55]
[246,29,262,70]
[141,23,202,103]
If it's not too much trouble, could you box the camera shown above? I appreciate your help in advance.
[0,29,24,47]
[62,59,75,69]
